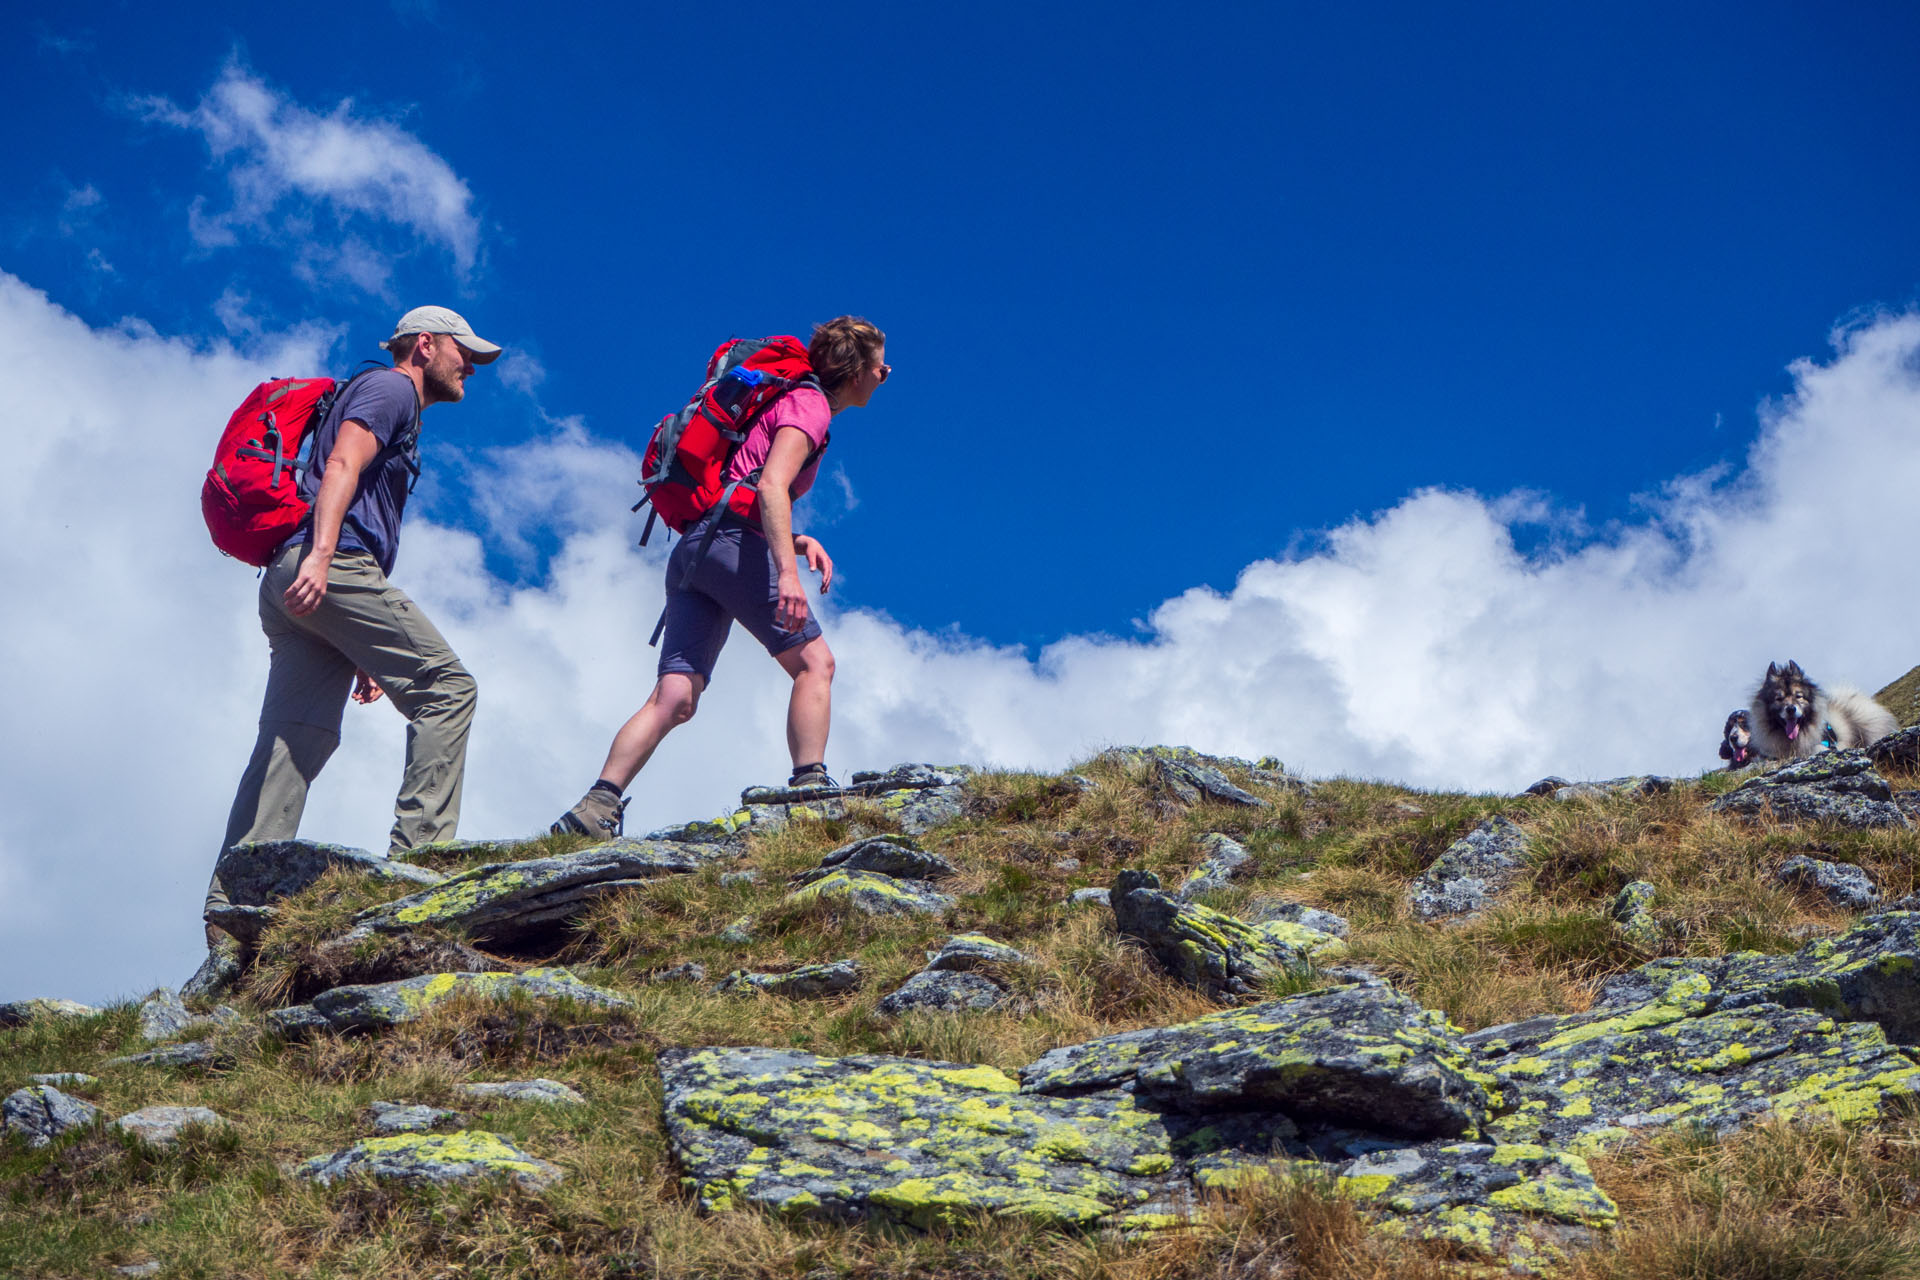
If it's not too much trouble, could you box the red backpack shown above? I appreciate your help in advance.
[632,335,825,545]
[201,367,399,566]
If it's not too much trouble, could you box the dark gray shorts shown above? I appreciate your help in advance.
[658,517,823,682]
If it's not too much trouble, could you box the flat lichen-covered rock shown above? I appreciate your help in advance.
[875,969,1009,1016]
[3,1085,100,1148]
[306,967,631,1033]
[0,998,98,1027]
[1097,746,1271,809]
[214,839,444,907]
[795,835,957,884]
[785,868,956,916]
[717,961,862,999]
[1408,816,1529,922]
[295,1130,563,1190]
[1021,984,1495,1140]
[1110,871,1345,999]
[354,842,707,946]
[1709,749,1910,829]
[743,764,972,836]
[659,1046,1188,1228]
[1340,1141,1616,1264]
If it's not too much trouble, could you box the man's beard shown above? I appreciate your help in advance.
[424,362,465,402]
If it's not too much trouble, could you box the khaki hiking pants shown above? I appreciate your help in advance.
[206,541,477,915]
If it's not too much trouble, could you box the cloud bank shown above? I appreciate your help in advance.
[3,273,1917,1004]
[138,63,480,293]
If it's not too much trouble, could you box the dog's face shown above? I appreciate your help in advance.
[1757,660,1818,742]
[1720,708,1757,765]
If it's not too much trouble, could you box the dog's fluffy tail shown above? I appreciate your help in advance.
[1821,686,1899,749]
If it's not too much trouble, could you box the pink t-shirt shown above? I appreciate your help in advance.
[724,385,831,498]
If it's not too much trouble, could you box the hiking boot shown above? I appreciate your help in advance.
[551,786,628,843]
[787,764,840,791]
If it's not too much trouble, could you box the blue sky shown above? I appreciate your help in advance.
[8,4,1920,1002]
[14,3,1920,646]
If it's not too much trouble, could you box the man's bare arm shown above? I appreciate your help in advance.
[283,421,380,618]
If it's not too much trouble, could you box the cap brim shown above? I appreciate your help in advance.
[456,336,502,365]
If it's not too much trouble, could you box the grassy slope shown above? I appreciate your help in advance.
[7,752,1920,1278]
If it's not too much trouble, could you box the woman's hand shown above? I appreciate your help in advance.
[795,535,834,595]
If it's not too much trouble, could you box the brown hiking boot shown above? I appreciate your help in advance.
[551,786,627,843]
[787,764,840,791]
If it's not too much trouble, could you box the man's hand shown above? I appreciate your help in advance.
[795,535,834,595]
[283,556,331,617]
[351,669,384,705]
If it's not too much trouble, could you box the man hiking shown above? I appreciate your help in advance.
[551,316,888,840]
[206,306,501,930]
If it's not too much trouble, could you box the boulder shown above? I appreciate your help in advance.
[1244,895,1351,939]
[181,938,245,1001]
[1610,881,1661,950]
[213,839,443,907]
[1177,833,1254,899]
[307,967,631,1033]
[0,998,98,1027]
[1111,871,1345,1000]
[1709,750,1909,829]
[456,1078,585,1106]
[202,903,279,949]
[744,764,972,836]
[1409,817,1530,921]
[785,869,955,917]
[1521,777,1571,797]
[1067,888,1111,908]
[354,842,706,947]
[1552,776,1675,801]
[875,970,1010,1016]
[1021,984,1494,1140]
[717,962,862,999]
[266,1005,333,1039]
[1097,746,1269,809]
[115,1105,227,1147]
[295,1130,563,1190]
[924,934,1030,973]
[137,990,197,1042]
[2,1085,100,1148]
[108,1041,225,1070]
[368,1102,464,1134]
[642,808,754,850]
[1776,855,1880,909]
[1336,1141,1615,1258]
[29,1072,96,1088]
[795,835,956,884]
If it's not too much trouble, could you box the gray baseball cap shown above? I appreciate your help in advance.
[380,305,502,364]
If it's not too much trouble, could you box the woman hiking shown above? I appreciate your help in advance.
[552,316,888,840]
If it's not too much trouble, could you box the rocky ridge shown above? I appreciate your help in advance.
[9,745,1920,1276]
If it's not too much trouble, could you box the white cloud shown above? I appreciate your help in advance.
[2,273,1918,1006]
[140,63,480,291]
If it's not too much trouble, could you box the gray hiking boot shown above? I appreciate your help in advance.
[551,786,627,843]
[787,764,840,791]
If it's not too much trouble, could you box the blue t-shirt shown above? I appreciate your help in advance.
[293,368,420,575]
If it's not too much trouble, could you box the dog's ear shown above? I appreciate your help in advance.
[1786,660,1803,677]
[1767,662,1780,677]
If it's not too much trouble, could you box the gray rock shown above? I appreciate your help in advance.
[1177,833,1254,900]
[114,1263,162,1278]
[1777,855,1881,909]
[138,990,196,1043]
[642,809,753,850]
[1408,816,1530,921]
[308,967,631,1033]
[718,961,863,999]
[280,925,505,1005]
[649,962,708,984]
[115,1105,227,1147]
[924,934,1030,972]
[355,843,707,947]
[800,835,956,883]
[1022,984,1491,1138]
[744,763,973,837]
[369,1101,464,1134]
[719,871,760,888]
[1244,895,1351,939]
[718,917,755,945]
[213,838,443,907]
[1067,887,1111,908]
[1896,792,1920,823]
[0,998,98,1027]
[181,938,246,1002]
[109,1041,224,1070]
[295,1130,563,1190]
[1522,776,1571,797]
[29,1072,97,1088]
[1552,776,1676,801]
[785,868,955,916]
[1052,857,1081,872]
[1112,871,1346,1000]
[3,1085,100,1148]
[202,902,278,948]
[1868,725,1920,772]
[1710,750,1910,829]
[266,1004,332,1039]
[1066,773,1098,792]
[456,1078,586,1106]
[1335,1140,1615,1255]
[1098,746,1270,808]
[1611,881,1662,949]
[875,969,1009,1016]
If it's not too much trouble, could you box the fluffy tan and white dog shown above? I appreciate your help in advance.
[1749,660,1898,760]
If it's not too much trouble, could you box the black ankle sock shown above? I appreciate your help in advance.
[591,779,623,797]
[789,763,826,780]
